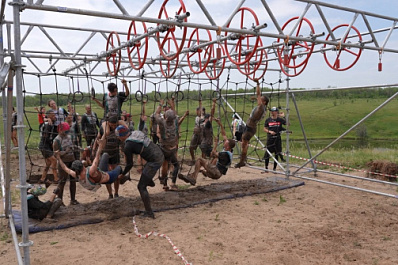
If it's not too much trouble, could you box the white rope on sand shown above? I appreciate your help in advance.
[132,216,193,265]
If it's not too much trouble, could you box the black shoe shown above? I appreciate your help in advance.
[159,176,167,185]
[70,200,79,205]
[234,162,245,168]
[178,174,196,186]
[114,193,119,198]
[148,179,155,187]
[108,194,113,200]
[142,211,155,219]
[119,174,131,185]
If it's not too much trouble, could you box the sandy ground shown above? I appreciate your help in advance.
[1,156,398,265]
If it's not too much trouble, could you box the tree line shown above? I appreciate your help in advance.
[1,87,397,108]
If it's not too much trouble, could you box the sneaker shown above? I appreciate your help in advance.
[148,179,155,187]
[119,174,131,185]
[234,162,245,168]
[142,211,155,219]
[108,194,113,200]
[70,200,80,205]
[114,193,119,198]
[169,184,179,191]
[178,174,196,186]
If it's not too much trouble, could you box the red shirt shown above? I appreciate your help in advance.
[38,113,45,124]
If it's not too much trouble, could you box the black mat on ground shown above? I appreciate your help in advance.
[14,176,304,233]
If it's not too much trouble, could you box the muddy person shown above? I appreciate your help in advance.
[53,122,79,205]
[115,125,165,219]
[188,100,206,164]
[54,134,126,192]
[153,97,188,191]
[235,80,269,168]
[95,114,128,199]
[27,185,63,222]
[179,118,235,186]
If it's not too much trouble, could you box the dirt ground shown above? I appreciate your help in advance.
[1,153,398,265]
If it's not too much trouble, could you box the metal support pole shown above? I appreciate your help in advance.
[113,0,129,15]
[136,0,154,17]
[292,91,398,175]
[222,0,246,27]
[0,21,8,218]
[284,77,290,179]
[260,0,283,34]
[196,0,216,26]
[12,0,33,263]
[9,214,24,265]
[5,68,13,218]
[290,92,317,173]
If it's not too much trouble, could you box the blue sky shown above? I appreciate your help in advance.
[3,0,398,93]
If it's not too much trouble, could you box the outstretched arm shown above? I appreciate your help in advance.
[198,99,203,117]
[178,110,189,127]
[141,101,146,120]
[91,135,106,170]
[122,79,129,97]
[168,96,176,111]
[255,80,262,106]
[210,98,216,122]
[92,97,104,109]
[155,99,163,115]
[215,118,228,142]
[54,152,76,178]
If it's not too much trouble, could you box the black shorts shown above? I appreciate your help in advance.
[242,126,256,142]
[235,131,242,142]
[200,144,212,157]
[41,148,53,159]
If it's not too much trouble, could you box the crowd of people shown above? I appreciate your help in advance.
[29,78,288,220]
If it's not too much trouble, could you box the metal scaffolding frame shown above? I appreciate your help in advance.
[1,1,398,264]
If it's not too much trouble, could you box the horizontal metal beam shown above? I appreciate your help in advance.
[295,0,398,22]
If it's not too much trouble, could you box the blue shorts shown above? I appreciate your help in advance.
[105,166,122,184]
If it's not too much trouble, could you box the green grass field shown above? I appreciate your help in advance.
[1,94,398,169]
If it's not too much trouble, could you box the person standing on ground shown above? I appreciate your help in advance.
[97,114,128,199]
[47,99,70,137]
[81,104,100,147]
[263,107,287,171]
[115,126,165,219]
[53,122,79,205]
[11,107,18,148]
[38,110,59,184]
[34,106,47,133]
[232,114,244,142]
